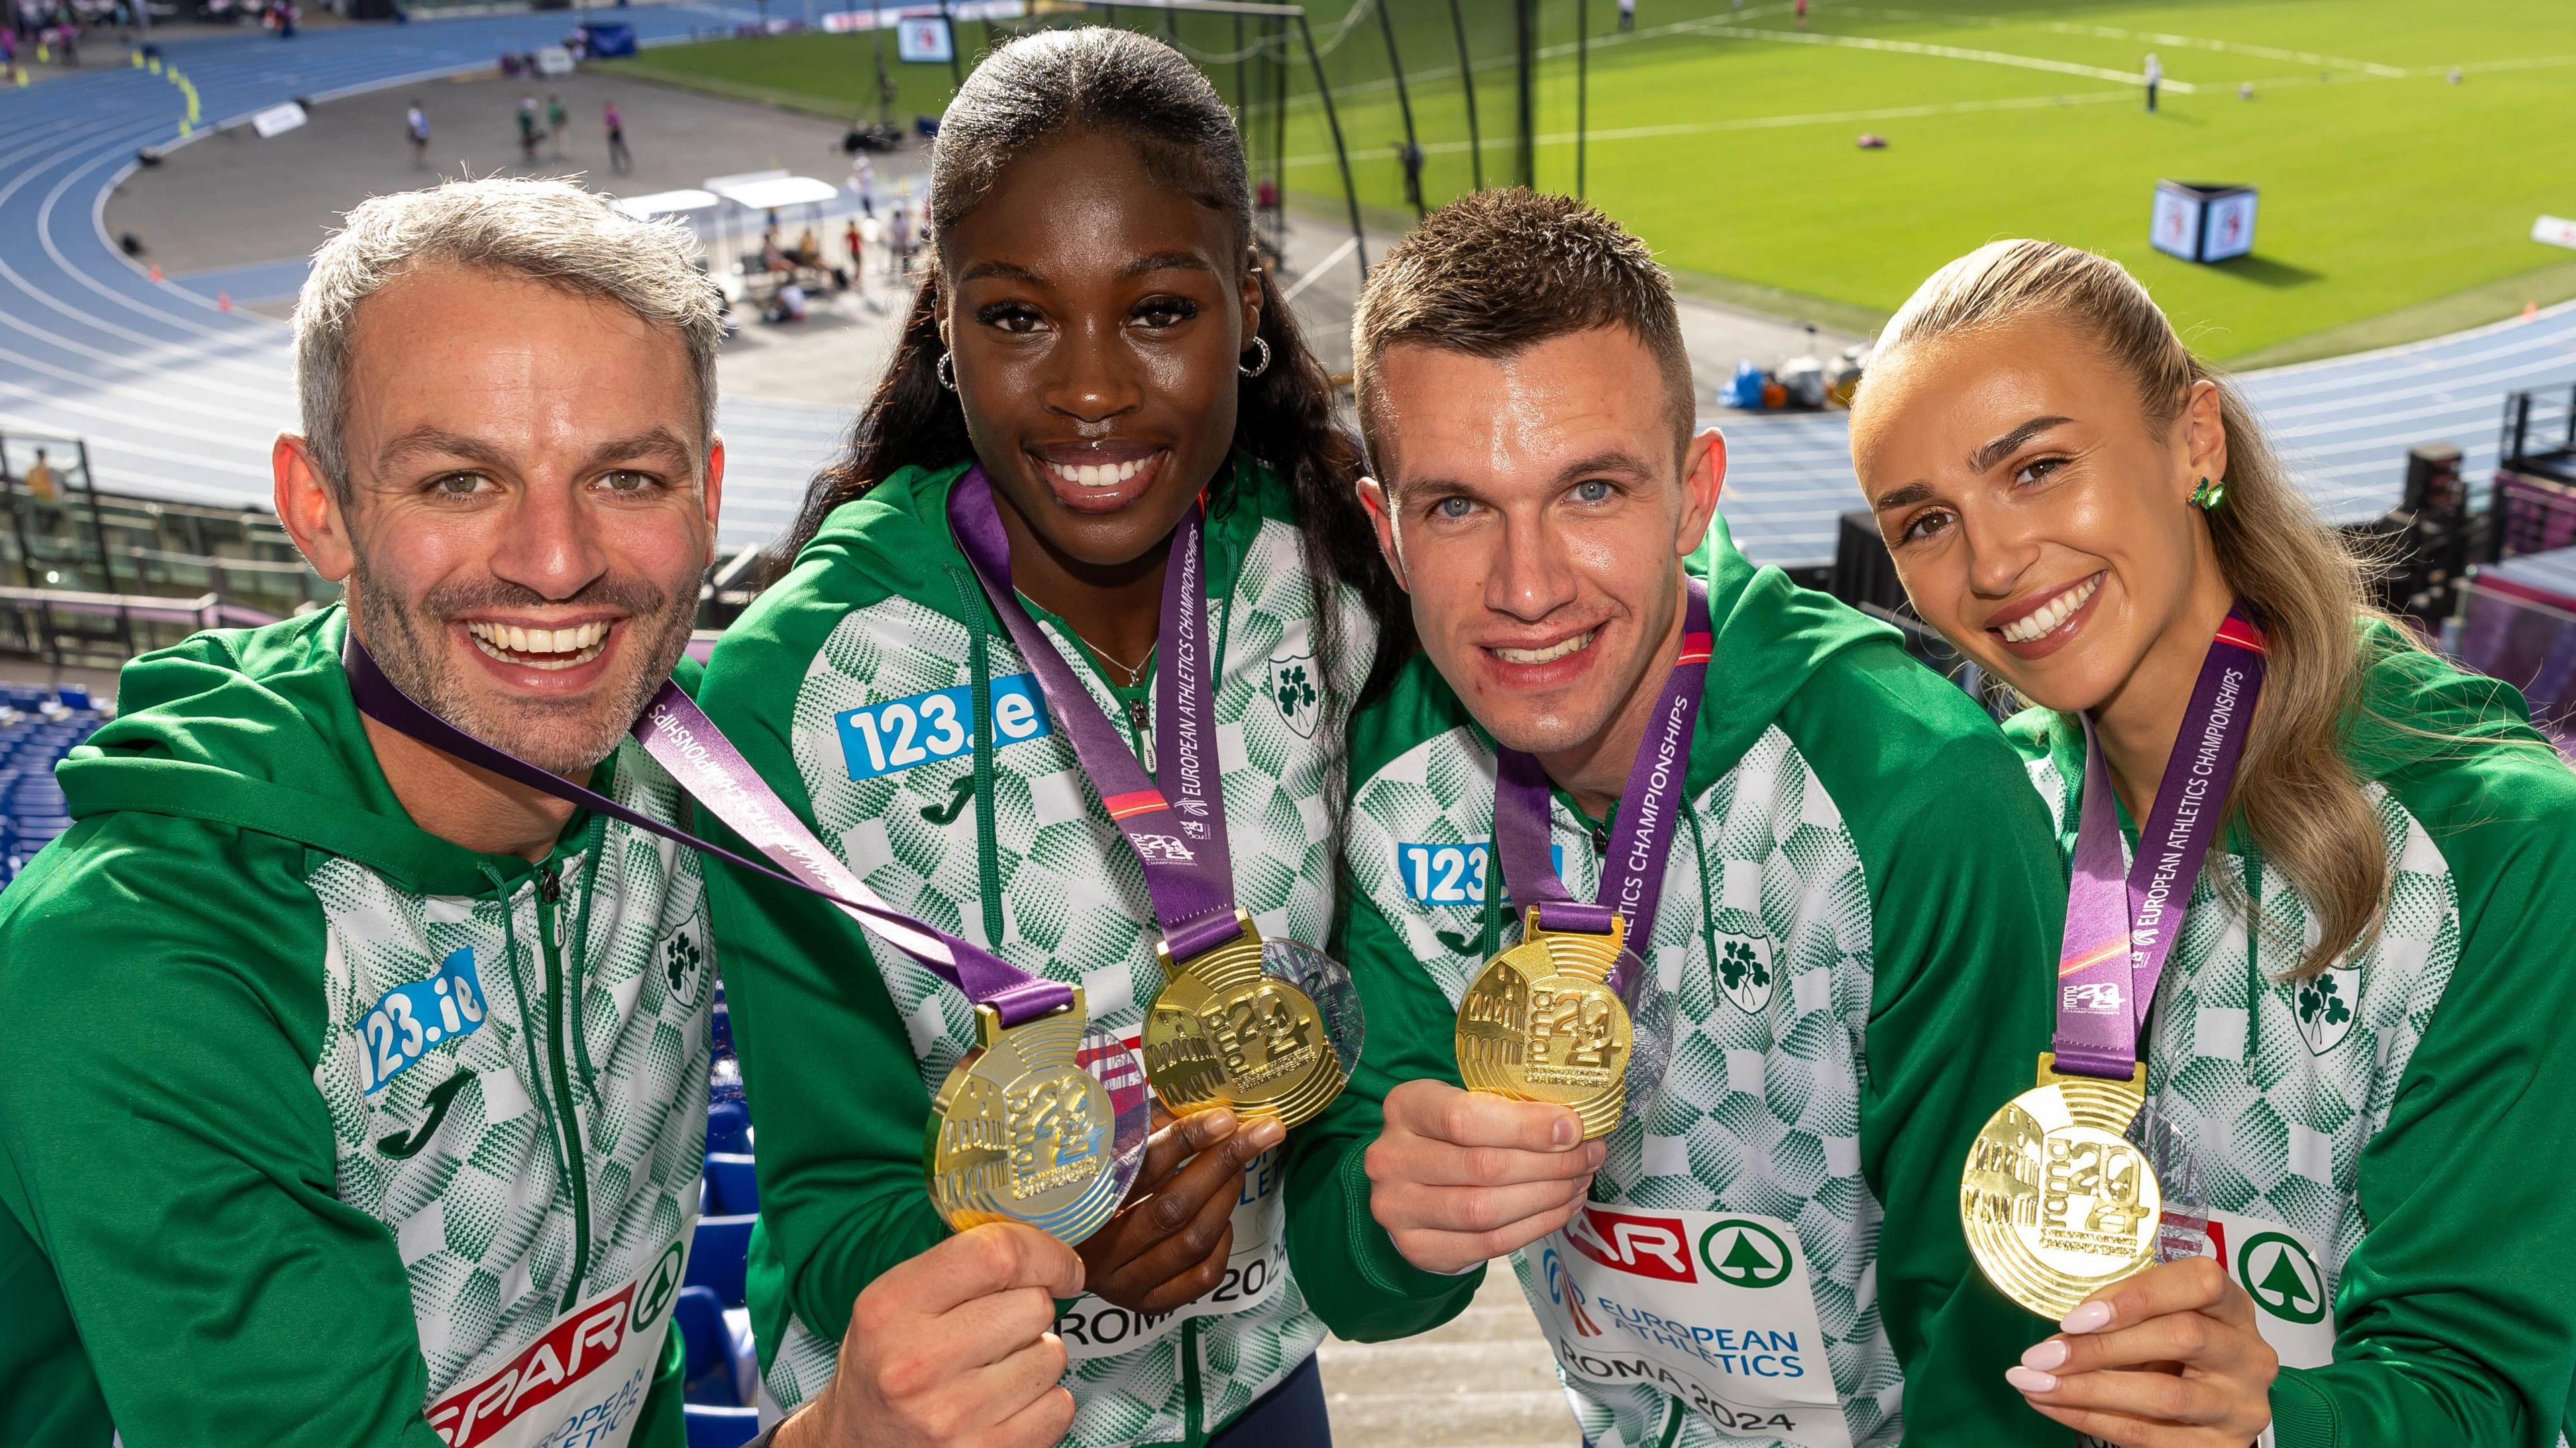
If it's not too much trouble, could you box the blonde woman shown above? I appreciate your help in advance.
[1848,239,2576,1448]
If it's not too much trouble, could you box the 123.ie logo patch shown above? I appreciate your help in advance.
[358,946,487,1097]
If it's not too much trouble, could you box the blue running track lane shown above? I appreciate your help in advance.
[0,10,2568,565]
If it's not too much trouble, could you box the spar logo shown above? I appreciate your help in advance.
[2238,1230,2326,1325]
[1700,1219,1793,1289]
[426,1280,639,1447]
[1541,1247,1603,1336]
[1567,1208,1698,1282]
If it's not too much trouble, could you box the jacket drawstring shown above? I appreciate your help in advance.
[484,862,574,1213]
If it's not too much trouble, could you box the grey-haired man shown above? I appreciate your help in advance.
[0,178,1079,1448]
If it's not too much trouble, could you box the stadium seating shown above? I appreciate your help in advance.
[0,690,104,885]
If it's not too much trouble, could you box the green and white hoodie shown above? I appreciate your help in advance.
[1311,521,2072,1448]
[2009,630,2576,1448]
[0,608,711,1448]
[696,457,1378,1446]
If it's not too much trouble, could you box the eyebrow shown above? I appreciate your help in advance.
[1122,250,1218,280]
[1870,480,1934,512]
[372,425,697,479]
[1967,415,2074,474]
[1395,447,1658,502]
[956,258,1046,286]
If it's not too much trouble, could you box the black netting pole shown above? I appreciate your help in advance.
[1234,9,1246,123]
[1445,0,1482,188]
[1576,0,1589,197]
[937,0,963,87]
[1513,0,1536,188]
[1294,10,1369,279]
[1376,0,1426,219]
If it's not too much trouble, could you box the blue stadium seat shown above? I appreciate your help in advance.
[704,1152,757,1217]
[683,1403,761,1448]
[673,1286,741,1406]
[686,1213,756,1308]
[706,1099,752,1157]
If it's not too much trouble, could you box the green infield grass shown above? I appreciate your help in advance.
[605,0,2576,361]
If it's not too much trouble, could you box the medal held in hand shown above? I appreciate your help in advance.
[1459,911,1638,1139]
[345,636,1152,1245]
[1456,580,1711,1141]
[951,470,1360,1129]
[1962,608,2267,1318]
[928,987,1144,1243]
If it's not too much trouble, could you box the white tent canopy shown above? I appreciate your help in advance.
[616,188,721,219]
[707,175,842,211]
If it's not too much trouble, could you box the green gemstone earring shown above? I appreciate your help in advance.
[2190,477,2227,511]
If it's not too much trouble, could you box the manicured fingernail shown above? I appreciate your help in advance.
[1248,1119,1285,1150]
[2059,1300,2114,1334]
[2020,1340,2068,1371]
[1201,1109,1238,1137]
[2004,1366,2057,1395]
[1552,1117,1580,1148]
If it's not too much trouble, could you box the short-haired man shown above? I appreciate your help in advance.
[0,179,1079,1448]
[1300,190,2072,1446]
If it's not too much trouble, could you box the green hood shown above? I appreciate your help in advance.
[1682,512,1902,791]
[57,606,537,897]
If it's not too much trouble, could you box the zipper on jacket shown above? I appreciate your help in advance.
[535,864,595,1311]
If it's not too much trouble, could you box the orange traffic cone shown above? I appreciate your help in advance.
[216,291,232,312]
[148,262,163,283]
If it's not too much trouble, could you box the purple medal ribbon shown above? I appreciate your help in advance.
[2052,606,2269,1080]
[946,467,1245,964]
[1491,579,1715,991]
[343,634,1072,1026]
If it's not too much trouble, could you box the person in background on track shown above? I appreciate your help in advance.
[546,93,568,156]
[405,101,429,168]
[1618,0,1635,33]
[2145,52,2162,112]
[605,99,633,174]
[1850,237,2576,1448]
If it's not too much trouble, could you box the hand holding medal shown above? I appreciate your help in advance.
[951,469,1363,1129]
[1454,580,1710,1140]
[1960,609,2265,1318]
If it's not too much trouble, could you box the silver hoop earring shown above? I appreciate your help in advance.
[935,352,957,391]
[1238,336,1271,378]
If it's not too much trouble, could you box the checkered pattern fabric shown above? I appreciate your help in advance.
[2025,754,2460,1307]
[1349,722,1900,1448]
[311,736,712,1404]
[759,514,1363,1445]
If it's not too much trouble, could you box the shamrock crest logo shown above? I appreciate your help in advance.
[2294,964,2357,1056]
[1714,931,1774,1015]
[664,928,704,1003]
[1267,649,1321,740]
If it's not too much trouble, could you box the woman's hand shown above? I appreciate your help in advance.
[2004,1257,2279,1447]
[1073,1103,1281,1314]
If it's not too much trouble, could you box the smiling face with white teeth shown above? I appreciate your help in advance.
[1360,328,1723,813]
[1850,315,2233,723]
[276,263,722,783]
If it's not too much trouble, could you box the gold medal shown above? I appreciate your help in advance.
[1456,908,1634,1141]
[1142,911,1346,1128]
[1960,1054,2161,1318]
[926,989,1129,1245]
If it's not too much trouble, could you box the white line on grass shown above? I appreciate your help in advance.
[1671,23,2194,92]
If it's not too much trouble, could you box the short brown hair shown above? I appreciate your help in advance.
[1352,189,1694,474]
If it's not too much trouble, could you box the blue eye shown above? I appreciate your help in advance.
[1435,496,1474,519]
[1572,480,1611,502]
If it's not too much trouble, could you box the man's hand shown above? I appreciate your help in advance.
[2005,1257,2279,1448]
[1364,1078,1605,1275]
[780,1222,1084,1448]
[1077,1104,1283,1314]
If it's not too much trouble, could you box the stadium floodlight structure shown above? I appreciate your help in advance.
[982,0,1375,288]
